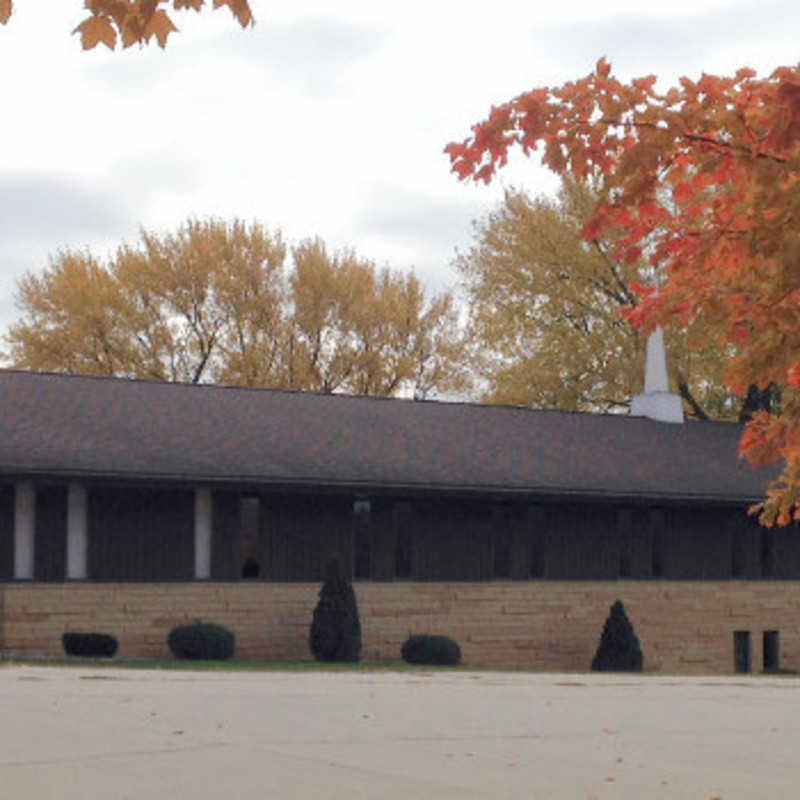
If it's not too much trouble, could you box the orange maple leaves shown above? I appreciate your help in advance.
[447,58,800,525]
[0,0,253,49]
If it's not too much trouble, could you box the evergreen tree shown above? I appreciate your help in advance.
[591,600,643,672]
[309,559,361,662]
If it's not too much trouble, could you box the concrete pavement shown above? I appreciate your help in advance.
[1,665,798,799]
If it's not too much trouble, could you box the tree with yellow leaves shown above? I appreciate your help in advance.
[290,239,466,398]
[458,177,736,418]
[0,0,253,50]
[5,218,468,400]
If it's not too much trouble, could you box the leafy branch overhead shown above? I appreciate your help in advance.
[0,0,253,50]
[447,58,800,525]
[458,177,735,419]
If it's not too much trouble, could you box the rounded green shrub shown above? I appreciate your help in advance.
[62,632,118,658]
[309,560,361,663]
[167,622,235,660]
[401,634,461,666]
[591,600,643,672]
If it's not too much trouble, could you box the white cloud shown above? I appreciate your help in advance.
[1,0,799,337]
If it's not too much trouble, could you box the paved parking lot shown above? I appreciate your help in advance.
[1,665,798,799]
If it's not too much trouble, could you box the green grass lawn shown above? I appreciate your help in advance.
[0,654,443,672]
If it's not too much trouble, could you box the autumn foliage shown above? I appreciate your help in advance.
[5,219,467,400]
[447,59,800,526]
[458,177,734,417]
[0,1,253,50]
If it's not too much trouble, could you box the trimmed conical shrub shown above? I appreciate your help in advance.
[591,600,643,672]
[309,559,361,662]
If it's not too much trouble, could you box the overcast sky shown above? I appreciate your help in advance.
[1,0,799,332]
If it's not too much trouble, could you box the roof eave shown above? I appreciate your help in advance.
[0,465,766,505]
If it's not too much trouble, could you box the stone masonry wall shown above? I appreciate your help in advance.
[2,581,800,674]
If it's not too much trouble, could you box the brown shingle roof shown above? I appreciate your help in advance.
[0,369,774,501]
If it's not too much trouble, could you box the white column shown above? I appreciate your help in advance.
[14,482,35,580]
[194,488,212,579]
[66,483,88,579]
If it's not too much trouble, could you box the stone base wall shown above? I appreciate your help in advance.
[2,581,800,674]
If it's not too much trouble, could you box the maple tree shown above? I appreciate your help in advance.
[446,59,800,525]
[5,218,466,400]
[0,0,253,50]
[459,176,734,417]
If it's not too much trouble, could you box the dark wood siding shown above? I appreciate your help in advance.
[528,505,546,578]
[617,508,652,578]
[775,524,800,579]
[211,490,241,580]
[543,505,570,579]
[3,483,783,584]
[665,508,726,579]
[368,498,395,581]
[391,502,414,579]
[404,500,493,581]
[360,498,773,583]
[543,505,618,580]
[262,495,351,581]
[0,485,13,580]
[88,487,193,581]
[729,509,759,578]
[35,486,67,581]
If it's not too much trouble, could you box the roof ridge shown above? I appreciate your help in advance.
[0,367,743,425]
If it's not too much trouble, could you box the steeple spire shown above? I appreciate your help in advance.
[630,326,684,423]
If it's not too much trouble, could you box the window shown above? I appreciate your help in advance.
[491,506,511,579]
[240,496,261,579]
[617,508,633,578]
[763,630,780,672]
[394,503,413,579]
[731,529,745,578]
[650,510,665,578]
[733,630,751,673]
[529,506,546,579]
[530,533,545,579]
[760,530,775,578]
[353,499,371,580]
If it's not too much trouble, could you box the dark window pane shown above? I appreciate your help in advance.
[617,507,632,578]
[240,496,260,579]
[760,530,775,578]
[763,630,780,672]
[530,533,545,578]
[493,516,511,579]
[354,499,371,580]
[651,511,664,578]
[731,528,745,578]
[734,630,751,673]
[394,503,413,579]
[528,506,545,579]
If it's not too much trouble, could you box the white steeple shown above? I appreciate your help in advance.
[629,326,684,423]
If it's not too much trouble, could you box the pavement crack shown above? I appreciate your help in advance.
[1,742,229,769]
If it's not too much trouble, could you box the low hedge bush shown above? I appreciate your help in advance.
[62,632,118,658]
[167,622,235,660]
[401,634,461,666]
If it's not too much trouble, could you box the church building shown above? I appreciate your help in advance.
[0,332,794,673]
